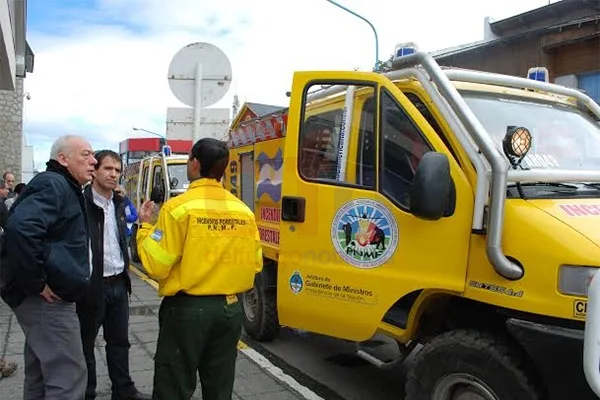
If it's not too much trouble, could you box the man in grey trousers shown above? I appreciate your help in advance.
[0,135,98,399]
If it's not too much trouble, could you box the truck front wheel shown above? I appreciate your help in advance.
[405,330,543,400]
[240,273,280,342]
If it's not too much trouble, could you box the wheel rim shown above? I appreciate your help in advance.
[242,289,258,322]
[432,373,500,400]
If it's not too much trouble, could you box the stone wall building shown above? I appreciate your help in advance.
[0,76,24,180]
[0,0,34,183]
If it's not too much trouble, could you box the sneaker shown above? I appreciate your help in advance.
[0,359,17,377]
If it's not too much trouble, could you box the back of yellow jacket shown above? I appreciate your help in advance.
[136,178,263,297]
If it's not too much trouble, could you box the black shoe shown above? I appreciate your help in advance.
[113,391,152,400]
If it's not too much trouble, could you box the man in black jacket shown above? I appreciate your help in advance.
[77,150,150,400]
[1,134,97,399]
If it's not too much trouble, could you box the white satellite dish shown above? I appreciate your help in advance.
[167,42,232,141]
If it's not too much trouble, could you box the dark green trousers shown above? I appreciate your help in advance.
[152,294,243,400]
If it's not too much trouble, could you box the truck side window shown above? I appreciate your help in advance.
[299,84,376,188]
[381,89,432,208]
[404,92,460,165]
[300,109,342,181]
[141,165,149,200]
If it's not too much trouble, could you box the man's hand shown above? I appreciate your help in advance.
[138,200,157,224]
[40,284,61,303]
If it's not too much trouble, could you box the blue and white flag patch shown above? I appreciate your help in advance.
[150,229,163,242]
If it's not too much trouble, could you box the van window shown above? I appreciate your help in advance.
[381,89,432,208]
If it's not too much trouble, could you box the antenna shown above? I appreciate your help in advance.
[167,42,233,142]
[232,93,240,120]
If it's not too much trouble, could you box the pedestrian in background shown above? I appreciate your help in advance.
[115,185,138,245]
[5,182,27,210]
[0,179,9,229]
[136,137,263,400]
[2,172,16,199]
[0,177,17,378]
[0,134,96,399]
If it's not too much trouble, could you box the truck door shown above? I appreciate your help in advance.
[277,71,473,341]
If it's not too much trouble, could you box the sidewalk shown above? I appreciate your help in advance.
[0,268,309,400]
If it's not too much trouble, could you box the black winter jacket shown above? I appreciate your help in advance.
[77,184,132,310]
[0,160,91,309]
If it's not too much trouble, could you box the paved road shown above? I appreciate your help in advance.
[244,328,416,400]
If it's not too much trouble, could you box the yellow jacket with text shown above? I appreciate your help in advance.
[136,178,263,297]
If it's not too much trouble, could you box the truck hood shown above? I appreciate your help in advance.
[527,199,600,245]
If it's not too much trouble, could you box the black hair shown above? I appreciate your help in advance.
[14,183,26,194]
[190,138,229,180]
[94,149,121,170]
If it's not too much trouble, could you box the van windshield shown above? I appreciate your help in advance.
[461,91,600,171]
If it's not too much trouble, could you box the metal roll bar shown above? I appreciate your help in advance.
[391,52,525,280]
[305,51,600,281]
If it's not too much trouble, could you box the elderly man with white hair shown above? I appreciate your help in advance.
[0,134,97,400]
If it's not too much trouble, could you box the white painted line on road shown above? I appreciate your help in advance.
[238,346,325,400]
[128,264,325,400]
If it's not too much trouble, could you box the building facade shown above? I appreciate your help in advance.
[0,0,34,183]
[431,0,600,103]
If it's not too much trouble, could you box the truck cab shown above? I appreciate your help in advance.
[226,45,600,399]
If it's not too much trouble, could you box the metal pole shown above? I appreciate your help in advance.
[132,127,165,139]
[325,0,380,71]
[193,63,203,142]
[132,127,167,145]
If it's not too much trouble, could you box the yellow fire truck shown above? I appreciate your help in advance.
[122,145,190,262]
[224,43,600,399]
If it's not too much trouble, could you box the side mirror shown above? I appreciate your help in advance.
[150,186,165,203]
[409,152,455,221]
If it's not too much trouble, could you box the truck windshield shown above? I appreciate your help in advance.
[168,164,189,190]
[461,91,600,171]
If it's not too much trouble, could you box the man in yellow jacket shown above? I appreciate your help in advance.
[136,138,263,400]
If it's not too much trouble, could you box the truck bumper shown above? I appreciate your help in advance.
[506,318,597,400]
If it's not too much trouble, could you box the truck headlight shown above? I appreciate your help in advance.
[558,265,599,297]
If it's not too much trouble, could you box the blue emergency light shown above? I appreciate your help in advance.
[162,145,172,156]
[527,67,549,83]
[395,42,418,58]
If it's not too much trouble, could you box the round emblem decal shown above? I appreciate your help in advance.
[331,199,398,269]
[289,271,304,294]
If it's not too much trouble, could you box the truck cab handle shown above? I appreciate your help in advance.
[282,196,306,223]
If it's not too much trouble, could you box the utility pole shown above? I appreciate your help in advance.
[325,0,380,72]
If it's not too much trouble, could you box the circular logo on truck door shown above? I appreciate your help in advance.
[331,199,398,269]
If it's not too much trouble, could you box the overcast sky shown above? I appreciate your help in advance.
[24,0,557,170]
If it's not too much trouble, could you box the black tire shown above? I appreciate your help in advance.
[239,273,280,342]
[129,224,140,263]
[405,330,543,400]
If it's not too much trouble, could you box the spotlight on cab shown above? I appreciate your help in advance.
[502,125,532,168]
